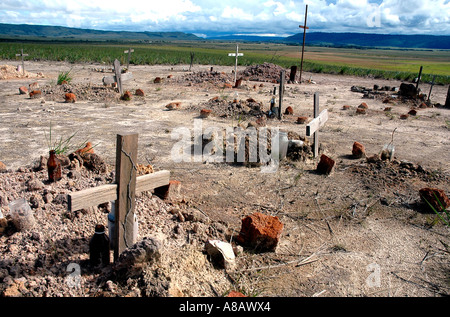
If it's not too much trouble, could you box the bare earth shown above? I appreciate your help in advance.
[0,60,449,297]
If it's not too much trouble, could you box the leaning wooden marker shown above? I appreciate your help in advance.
[228,44,244,85]
[68,133,170,261]
[15,48,28,75]
[298,4,309,84]
[306,93,328,157]
[102,59,133,95]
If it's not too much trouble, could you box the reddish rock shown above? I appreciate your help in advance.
[419,188,450,212]
[200,109,212,118]
[316,154,335,175]
[19,86,28,95]
[359,102,368,109]
[223,83,233,89]
[227,291,247,297]
[356,108,366,114]
[64,93,76,103]
[296,116,308,124]
[210,96,219,102]
[167,74,173,78]
[419,102,428,109]
[75,142,94,155]
[400,114,409,120]
[29,82,39,90]
[166,102,181,110]
[154,77,162,83]
[135,89,145,96]
[284,106,294,115]
[237,212,283,252]
[121,91,132,101]
[0,161,6,171]
[408,109,417,116]
[154,180,181,200]
[384,107,392,112]
[352,142,366,158]
[29,90,42,99]
[342,105,350,110]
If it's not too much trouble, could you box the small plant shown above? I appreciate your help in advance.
[422,193,449,227]
[57,69,73,85]
[44,122,82,155]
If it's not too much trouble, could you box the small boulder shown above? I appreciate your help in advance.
[64,93,76,103]
[352,142,366,158]
[356,108,366,114]
[284,106,294,115]
[19,86,28,95]
[29,90,42,99]
[419,188,450,212]
[121,91,132,101]
[153,77,162,84]
[205,240,236,269]
[296,116,308,124]
[135,89,145,96]
[166,102,181,110]
[358,102,369,109]
[200,109,212,118]
[316,154,335,175]
[236,212,283,252]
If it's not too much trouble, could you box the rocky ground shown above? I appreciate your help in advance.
[0,60,449,298]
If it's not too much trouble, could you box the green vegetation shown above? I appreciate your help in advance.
[57,68,73,85]
[1,41,449,84]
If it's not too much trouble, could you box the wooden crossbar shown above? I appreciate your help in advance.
[68,170,170,212]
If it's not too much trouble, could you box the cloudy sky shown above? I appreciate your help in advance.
[1,0,449,37]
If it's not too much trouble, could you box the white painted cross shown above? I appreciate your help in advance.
[124,48,134,70]
[306,92,328,157]
[68,133,170,261]
[15,49,29,75]
[102,59,133,95]
[228,44,244,85]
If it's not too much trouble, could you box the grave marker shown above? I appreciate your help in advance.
[228,44,244,85]
[124,48,134,70]
[102,59,133,95]
[278,70,286,120]
[68,133,170,260]
[306,92,328,157]
[298,4,309,84]
[15,49,29,75]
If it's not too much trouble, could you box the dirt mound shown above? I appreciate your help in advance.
[40,83,120,103]
[241,63,289,83]
[193,96,267,119]
[180,70,234,85]
[0,65,45,80]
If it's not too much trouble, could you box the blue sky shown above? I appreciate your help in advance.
[1,0,449,36]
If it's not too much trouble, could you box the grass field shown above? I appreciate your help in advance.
[1,41,449,84]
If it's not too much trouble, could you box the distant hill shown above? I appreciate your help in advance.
[285,32,450,49]
[0,23,200,42]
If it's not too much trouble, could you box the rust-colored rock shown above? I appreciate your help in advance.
[400,114,409,120]
[0,161,6,171]
[64,93,76,103]
[356,108,366,114]
[154,180,181,200]
[419,188,450,212]
[166,102,181,110]
[419,102,428,109]
[19,86,28,95]
[384,107,392,112]
[154,77,162,83]
[236,212,283,252]
[121,91,132,101]
[29,90,42,99]
[408,109,417,116]
[29,82,39,90]
[296,116,308,124]
[200,109,212,118]
[352,142,366,158]
[284,106,294,115]
[358,102,368,109]
[223,83,233,89]
[316,154,335,175]
[75,142,94,155]
[227,291,247,297]
[342,105,350,110]
[135,89,145,96]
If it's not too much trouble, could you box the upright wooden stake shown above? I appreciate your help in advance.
[313,93,319,157]
[445,85,450,108]
[278,70,285,120]
[124,48,134,70]
[228,44,244,85]
[114,133,138,260]
[416,66,423,91]
[299,4,309,84]
[427,75,436,103]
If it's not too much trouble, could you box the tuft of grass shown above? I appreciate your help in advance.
[57,69,73,85]
[44,122,84,155]
[422,193,449,227]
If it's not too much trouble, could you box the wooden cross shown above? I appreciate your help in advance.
[228,44,244,85]
[67,133,170,261]
[124,48,134,70]
[15,48,29,75]
[299,4,309,84]
[306,92,328,157]
[102,59,133,95]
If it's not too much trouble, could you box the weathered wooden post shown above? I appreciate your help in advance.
[416,66,423,92]
[228,44,244,85]
[290,66,298,82]
[306,93,328,158]
[102,59,133,95]
[15,49,29,75]
[427,75,436,103]
[299,4,309,84]
[278,70,286,120]
[114,133,138,260]
[189,52,195,71]
[124,48,134,70]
